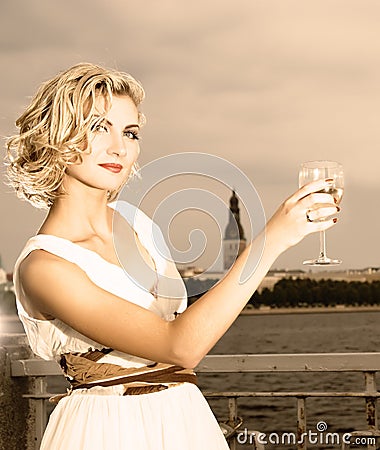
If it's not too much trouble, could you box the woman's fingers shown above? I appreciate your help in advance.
[305,205,339,222]
[291,179,339,224]
[298,191,338,222]
[289,178,335,204]
[305,216,338,233]
[299,192,336,209]
[266,178,341,254]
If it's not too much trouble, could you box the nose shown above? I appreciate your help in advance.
[107,133,127,157]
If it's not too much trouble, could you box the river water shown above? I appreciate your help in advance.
[198,310,380,449]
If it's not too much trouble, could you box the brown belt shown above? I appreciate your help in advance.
[50,348,197,402]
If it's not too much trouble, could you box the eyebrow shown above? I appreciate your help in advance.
[93,116,140,129]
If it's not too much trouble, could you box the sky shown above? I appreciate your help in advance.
[0,0,379,273]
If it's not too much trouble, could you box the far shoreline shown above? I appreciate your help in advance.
[240,305,380,315]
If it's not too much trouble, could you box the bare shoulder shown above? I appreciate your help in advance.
[20,248,70,277]
[19,249,81,304]
[19,247,125,321]
[19,248,94,318]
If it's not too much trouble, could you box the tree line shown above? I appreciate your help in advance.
[250,278,380,308]
[186,277,380,308]
[1,277,380,315]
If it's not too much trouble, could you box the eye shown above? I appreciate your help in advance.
[124,130,140,140]
[90,121,109,133]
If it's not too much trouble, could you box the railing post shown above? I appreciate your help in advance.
[364,371,377,450]
[0,333,36,450]
[28,376,48,450]
[297,397,307,450]
[364,372,378,429]
[228,396,238,450]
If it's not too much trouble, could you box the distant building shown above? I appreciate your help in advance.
[178,189,247,279]
[223,190,246,271]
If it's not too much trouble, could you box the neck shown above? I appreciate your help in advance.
[42,179,113,241]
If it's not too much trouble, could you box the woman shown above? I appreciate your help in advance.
[6,62,339,449]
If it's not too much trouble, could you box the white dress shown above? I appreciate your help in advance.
[13,201,229,450]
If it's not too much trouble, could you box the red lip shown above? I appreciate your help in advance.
[98,163,123,173]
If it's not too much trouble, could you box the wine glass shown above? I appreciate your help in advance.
[299,160,344,266]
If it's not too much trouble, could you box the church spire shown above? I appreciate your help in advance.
[224,190,246,241]
[223,190,247,271]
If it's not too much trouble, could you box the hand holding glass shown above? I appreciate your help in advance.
[299,161,344,266]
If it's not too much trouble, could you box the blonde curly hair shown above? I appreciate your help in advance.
[5,62,145,209]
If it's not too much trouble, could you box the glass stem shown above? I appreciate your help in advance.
[319,167,329,261]
[319,230,327,260]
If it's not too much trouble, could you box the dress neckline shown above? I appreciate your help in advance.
[29,233,159,299]
[29,234,126,273]
[29,203,159,275]
[27,203,160,299]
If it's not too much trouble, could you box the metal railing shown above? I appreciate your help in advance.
[7,352,380,450]
[197,354,380,449]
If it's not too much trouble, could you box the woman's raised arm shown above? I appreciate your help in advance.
[20,178,338,369]
[168,178,338,366]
